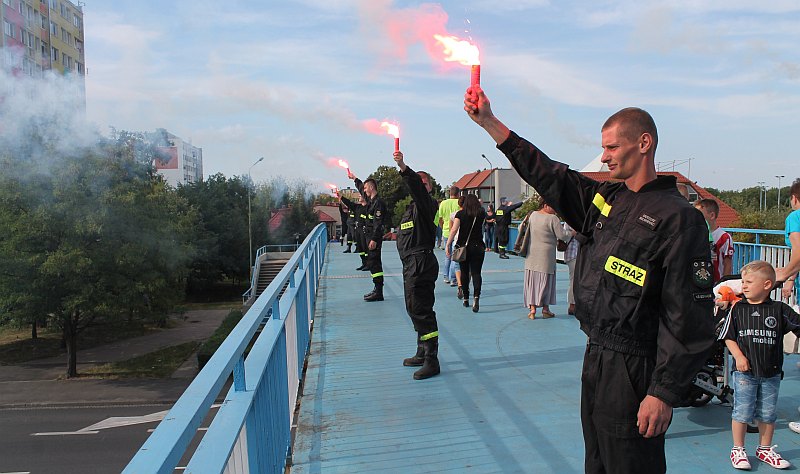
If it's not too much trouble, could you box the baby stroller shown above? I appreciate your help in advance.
[684,275,739,407]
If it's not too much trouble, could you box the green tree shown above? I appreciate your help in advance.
[0,139,196,378]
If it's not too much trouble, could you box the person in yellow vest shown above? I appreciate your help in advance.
[495,197,523,259]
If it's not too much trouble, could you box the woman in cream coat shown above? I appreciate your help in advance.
[523,199,573,319]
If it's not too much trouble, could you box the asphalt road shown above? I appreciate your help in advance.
[0,403,180,474]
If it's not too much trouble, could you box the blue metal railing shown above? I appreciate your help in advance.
[124,224,327,474]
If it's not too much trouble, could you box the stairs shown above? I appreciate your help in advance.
[255,259,291,298]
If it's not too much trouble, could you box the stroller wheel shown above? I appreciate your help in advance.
[691,393,713,407]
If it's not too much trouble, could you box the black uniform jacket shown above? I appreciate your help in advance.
[354,178,387,244]
[498,131,715,406]
[397,167,438,260]
[340,196,365,230]
[495,202,523,228]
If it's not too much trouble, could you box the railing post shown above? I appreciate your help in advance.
[234,356,246,392]
[272,297,281,321]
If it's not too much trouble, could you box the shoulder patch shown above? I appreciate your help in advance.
[375,210,382,217]
[691,259,713,288]
[693,291,714,302]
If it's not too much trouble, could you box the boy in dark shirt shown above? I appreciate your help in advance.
[720,260,800,470]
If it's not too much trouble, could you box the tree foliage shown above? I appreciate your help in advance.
[0,135,196,377]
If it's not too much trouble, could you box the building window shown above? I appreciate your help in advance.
[60,3,66,18]
[76,61,83,74]
[50,21,57,35]
[3,20,12,39]
[51,46,58,61]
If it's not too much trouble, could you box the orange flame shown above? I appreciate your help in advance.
[337,159,350,169]
[433,34,480,66]
[380,121,400,138]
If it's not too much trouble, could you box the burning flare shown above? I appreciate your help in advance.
[337,159,350,170]
[433,34,481,86]
[433,34,480,66]
[380,122,401,152]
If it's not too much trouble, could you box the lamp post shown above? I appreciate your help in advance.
[757,181,765,211]
[248,157,265,281]
[777,175,785,210]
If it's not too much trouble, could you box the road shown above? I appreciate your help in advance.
[0,403,183,474]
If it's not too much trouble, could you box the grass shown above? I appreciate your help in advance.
[83,341,201,378]
[0,318,170,365]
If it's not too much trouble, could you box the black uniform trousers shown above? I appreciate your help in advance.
[365,234,384,286]
[496,225,510,251]
[401,250,439,336]
[347,221,356,245]
[581,343,665,474]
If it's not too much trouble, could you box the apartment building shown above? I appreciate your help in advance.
[1,0,85,86]
[154,129,204,187]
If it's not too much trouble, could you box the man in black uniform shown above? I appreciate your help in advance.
[465,87,715,473]
[393,150,441,380]
[349,170,387,302]
[344,201,356,253]
[495,197,523,259]
[338,193,367,269]
[338,201,350,251]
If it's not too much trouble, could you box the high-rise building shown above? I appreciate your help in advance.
[154,129,204,187]
[1,0,85,91]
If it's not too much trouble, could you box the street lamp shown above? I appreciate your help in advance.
[481,153,493,169]
[777,175,785,210]
[757,181,765,211]
[248,157,265,280]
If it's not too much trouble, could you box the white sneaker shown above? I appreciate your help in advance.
[731,447,751,470]
[789,421,800,434]
[756,445,791,469]
[443,277,450,284]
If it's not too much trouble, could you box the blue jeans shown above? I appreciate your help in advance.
[731,371,780,424]
[483,226,495,249]
[442,239,458,281]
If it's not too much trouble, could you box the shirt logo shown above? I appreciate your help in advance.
[637,213,660,230]
[605,256,646,287]
[765,315,777,329]
[692,259,713,288]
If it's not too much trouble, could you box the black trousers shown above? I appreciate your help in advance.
[458,243,485,297]
[402,251,439,336]
[365,239,383,285]
[346,222,356,245]
[496,225,509,250]
[581,344,665,474]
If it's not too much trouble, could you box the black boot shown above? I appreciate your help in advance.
[403,335,424,367]
[364,286,376,299]
[364,285,383,302]
[343,245,352,253]
[457,286,463,300]
[499,249,509,259]
[413,337,440,380]
[472,296,479,313]
[462,291,470,307]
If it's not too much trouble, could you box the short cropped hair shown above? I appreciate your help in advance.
[741,260,776,283]
[602,107,658,153]
[364,178,377,189]
[695,198,720,218]
[449,186,460,197]
[790,178,800,201]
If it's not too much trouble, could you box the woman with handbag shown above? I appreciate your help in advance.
[523,198,572,320]
[446,194,487,312]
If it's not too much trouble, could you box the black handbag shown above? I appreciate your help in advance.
[452,216,477,262]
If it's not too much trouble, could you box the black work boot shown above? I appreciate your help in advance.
[499,249,509,259]
[413,338,440,380]
[343,245,352,253]
[403,335,424,367]
[462,291,470,307]
[364,285,383,302]
[472,296,480,313]
[363,288,376,299]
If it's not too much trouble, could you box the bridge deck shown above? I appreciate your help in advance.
[291,242,800,473]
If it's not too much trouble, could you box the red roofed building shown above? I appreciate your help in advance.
[453,168,527,208]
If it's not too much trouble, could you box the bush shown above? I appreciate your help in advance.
[196,309,244,369]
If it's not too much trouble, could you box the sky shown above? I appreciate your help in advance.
[80,0,800,193]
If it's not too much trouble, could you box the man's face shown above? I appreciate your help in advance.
[419,174,432,193]
[601,124,643,181]
[695,205,715,224]
[364,181,377,197]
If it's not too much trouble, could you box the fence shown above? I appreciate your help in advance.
[123,223,327,474]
